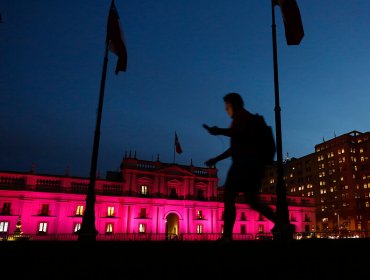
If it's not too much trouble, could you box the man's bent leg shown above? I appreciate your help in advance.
[223,189,237,239]
[246,195,277,223]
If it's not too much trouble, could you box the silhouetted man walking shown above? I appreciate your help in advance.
[203,92,293,242]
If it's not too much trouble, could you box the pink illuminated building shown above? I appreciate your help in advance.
[0,155,316,240]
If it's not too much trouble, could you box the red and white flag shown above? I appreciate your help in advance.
[175,132,183,154]
[274,0,304,45]
[107,0,127,74]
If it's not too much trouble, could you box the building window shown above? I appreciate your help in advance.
[74,223,81,233]
[139,223,146,233]
[41,204,49,216]
[140,208,146,218]
[38,222,48,234]
[366,202,369,208]
[106,223,113,234]
[140,185,148,196]
[240,225,246,234]
[197,210,203,219]
[196,224,203,234]
[0,221,9,233]
[221,225,224,234]
[1,203,11,215]
[258,224,264,233]
[170,188,177,198]
[107,206,115,217]
[76,205,84,216]
[240,212,246,221]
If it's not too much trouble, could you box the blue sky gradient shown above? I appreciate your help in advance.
[1,0,370,184]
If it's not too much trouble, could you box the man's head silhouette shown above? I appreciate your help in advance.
[223,92,244,118]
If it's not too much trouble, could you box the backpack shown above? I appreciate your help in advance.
[254,114,276,166]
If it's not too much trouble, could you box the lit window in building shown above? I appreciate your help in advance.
[269,178,275,184]
[140,185,148,195]
[322,218,328,222]
[258,225,264,233]
[221,225,224,234]
[330,187,334,192]
[2,202,11,215]
[38,222,48,234]
[41,204,49,216]
[76,205,84,216]
[197,210,203,219]
[140,208,146,218]
[364,184,368,189]
[354,166,358,172]
[107,206,115,217]
[74,223,81,233]
[360,148,364,153]
[106,223,113,234]
[366,202,370,208]
[0,221,9,233]
[361,157,365,162]
[196,224,203,234]
[139,223,146,233]
[240,225,246,234]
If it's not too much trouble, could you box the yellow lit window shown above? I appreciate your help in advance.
[139,223,146,233]
[141,185,148,195]
[38,222,48,233]
[361,157,365,162]
[197,210,203,219]
[196,224,203,234]
[76,205,84,216]
[258,224,264,233]
[106,223,113,234]
[74,223,81,233]
[364,184,368,189]
[366,202,369,208]
[107,206,114,217]
[0,221,9,233]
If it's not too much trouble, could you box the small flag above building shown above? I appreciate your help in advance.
[175,132,183,154]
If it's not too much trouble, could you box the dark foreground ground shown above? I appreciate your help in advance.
[1,239,369,279]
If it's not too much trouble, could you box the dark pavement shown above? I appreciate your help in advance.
[1,239,368,279]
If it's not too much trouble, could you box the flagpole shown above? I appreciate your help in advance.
[78,36,109,242]
[173,132,176,164]
[271,0,292,240]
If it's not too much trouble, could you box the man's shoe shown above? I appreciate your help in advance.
[216,236,232,243]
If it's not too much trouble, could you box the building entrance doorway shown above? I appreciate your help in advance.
[165,213,179,240]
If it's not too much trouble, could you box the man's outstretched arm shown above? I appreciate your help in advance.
[203,124,233,137]
[205,148,232,167]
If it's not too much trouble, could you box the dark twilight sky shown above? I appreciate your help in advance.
[1,0,370,185]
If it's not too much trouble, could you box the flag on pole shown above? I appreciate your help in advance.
[274,0,304,45]
[107,0,127,74]
[175,132,183,154]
